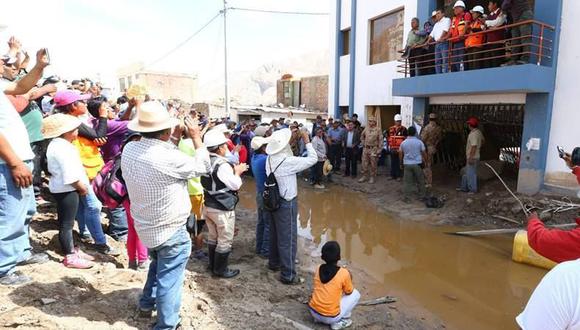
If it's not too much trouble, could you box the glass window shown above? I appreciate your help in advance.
[369,9,405,65]
[342,29,350,56]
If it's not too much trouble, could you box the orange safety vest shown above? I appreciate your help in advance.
[465,21,485,48]
[72,136,105,180]
[450,12,471,41]
[388,126,407,151]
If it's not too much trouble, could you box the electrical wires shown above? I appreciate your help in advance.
[228,7,329,16]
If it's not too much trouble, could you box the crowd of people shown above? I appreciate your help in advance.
[405,0,533,76]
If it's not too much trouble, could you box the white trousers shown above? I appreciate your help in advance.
[310,289,361,325]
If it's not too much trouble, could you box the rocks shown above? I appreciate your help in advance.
[40,298,56,305]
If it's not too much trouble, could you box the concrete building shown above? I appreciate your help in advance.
[329,0,579,195]
[277,75,329,112]
[117,62,198,103]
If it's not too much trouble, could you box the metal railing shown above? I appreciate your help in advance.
[397,19,556,77]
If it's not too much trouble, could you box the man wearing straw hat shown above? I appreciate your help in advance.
[266,128,317,285]
[121,101,210,329]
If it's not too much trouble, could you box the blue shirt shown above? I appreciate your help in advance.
[251,153,268,193]
[400,136,425,165]
[327,127,344,144]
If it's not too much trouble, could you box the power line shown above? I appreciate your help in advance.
[145,12,222,69]
[228,7,329,16]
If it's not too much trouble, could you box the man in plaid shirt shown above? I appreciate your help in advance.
[122,101,210,330]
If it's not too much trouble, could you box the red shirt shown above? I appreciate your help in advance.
[527,217,580,263]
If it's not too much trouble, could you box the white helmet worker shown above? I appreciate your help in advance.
[454,0,466,8]
[471,5,485,14]
[394,114,403,122]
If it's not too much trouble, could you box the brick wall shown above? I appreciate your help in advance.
[138,73,197,103]
[300,75,328,112]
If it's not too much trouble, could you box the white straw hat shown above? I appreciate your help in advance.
[127,101,178,133]
[204,129,229,148]
[42,113,81,139]
[251,136,268,150]
[266,128,292,155]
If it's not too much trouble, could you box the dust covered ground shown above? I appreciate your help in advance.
[0,202,440,329]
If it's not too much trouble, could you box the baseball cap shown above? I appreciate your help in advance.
[466,117,479,127]
[431,10,438,17]
[53,90,92,107]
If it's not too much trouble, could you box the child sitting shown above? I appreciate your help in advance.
[308,241,361,330]
[44,113,95,269]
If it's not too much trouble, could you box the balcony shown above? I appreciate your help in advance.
[392,20,556,97]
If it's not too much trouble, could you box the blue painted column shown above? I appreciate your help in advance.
[347,0,357,118]
[333,0,342,119]
[412,97,429,126]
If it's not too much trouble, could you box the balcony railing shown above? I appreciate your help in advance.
[397,20,556,77]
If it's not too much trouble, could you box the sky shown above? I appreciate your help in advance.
[0,0,329,90]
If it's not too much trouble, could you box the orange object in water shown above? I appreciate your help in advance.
[512,230,557,270]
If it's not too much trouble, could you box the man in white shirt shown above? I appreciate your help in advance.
[266,128,317,285]
[0,48,50,286]
[200,129,248,278]
[426,9,451,73]
[516,259,580,330]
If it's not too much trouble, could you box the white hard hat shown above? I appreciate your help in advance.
[204,129,229,148]
[394,114,402,121]
[471,5,485,14]
[454,0,466,8]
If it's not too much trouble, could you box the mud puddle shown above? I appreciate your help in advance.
[239,181,547,330]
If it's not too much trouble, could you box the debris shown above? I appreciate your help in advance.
[359,296,398,306]
[270,312,313,330]
[492,214,521,225]
[40,298,56,305]
[539,210,552,222]
[447,223,577,237]
[441,294,458,301]
[484,162,529,216]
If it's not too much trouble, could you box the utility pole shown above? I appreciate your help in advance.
[223,0,231,118]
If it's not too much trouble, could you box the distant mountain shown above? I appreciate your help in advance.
[196,49,329,105]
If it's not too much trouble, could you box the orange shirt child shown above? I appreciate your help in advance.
[309,266,354,317]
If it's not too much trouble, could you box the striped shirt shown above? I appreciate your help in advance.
[121,137,210,248]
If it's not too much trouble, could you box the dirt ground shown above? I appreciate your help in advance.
[329,163,580,229]
[0,201,441,330]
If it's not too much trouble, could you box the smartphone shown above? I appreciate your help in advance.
[44,48,50,64]
[557,146,565,158]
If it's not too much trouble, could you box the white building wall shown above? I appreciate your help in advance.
[329,0,417,126]
[544,0,580,188]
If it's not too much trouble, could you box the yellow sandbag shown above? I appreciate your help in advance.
[512,230,557,270]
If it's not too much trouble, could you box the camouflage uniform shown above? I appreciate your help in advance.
[420,121,443,186]
[360,124,383,181]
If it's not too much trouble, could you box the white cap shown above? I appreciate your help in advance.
[204,129,229,148]
[394,114,402,121]
[454,0,466,8]
[251,136,268,150]
[431,10,438,17]
[471,5,484,14]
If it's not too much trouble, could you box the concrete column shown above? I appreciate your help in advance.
[333,0,342,119]
[517,93,554,195]
[412,97,429,126]
[347,0,357,118]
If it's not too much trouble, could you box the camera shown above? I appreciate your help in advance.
[559,146,580,166]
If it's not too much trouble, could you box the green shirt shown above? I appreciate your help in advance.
[178,138,204,196]
[21,102,44,143]
[406,29,426,48]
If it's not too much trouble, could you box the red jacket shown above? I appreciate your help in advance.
[527,216,580,263]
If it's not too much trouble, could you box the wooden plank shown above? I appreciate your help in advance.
[446,223,577,237]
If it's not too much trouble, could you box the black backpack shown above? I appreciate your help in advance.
[263,158,286,211]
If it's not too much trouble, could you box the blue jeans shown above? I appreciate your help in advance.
[461,159,479,193]
[255,194,270,257]
[451,42,465,72]
[268,198,298,282]
[140,226,191,330]
[76,191,106,245]
[106,206,128,240]
[0,161,35,276]
[435,43,449,74]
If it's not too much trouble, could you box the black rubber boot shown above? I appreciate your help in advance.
[213,251,240,278]
[207,244,216,272]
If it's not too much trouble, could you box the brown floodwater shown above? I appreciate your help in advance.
[238,181,547,330]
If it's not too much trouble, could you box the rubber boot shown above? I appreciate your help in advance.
[207,244,216,272]
[213,251,240,278]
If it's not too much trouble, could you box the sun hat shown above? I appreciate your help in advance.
[42,113,81,139]
[251,136,268,150]
[431,10,438,17]
[53,90,92,107]
[323,160,334,176]
[265,128,292,155]
[454,0,466,8]
[213,123,233,135]
[394,114,403,121]
[127,101,178,133]
[471,5,485,14]
[254,125,269,137]
[203,129,229,148]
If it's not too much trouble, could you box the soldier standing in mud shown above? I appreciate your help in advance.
[358,117,382,184]
[420,113,443,188]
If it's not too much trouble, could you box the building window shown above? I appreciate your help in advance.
[369,9,404,65]
[341,29,350,56]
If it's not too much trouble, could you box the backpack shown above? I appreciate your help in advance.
[263,158,286,211]
[92,155,127,209]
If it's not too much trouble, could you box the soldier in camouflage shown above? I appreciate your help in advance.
[420,113,443,188]
[358,117,382,184]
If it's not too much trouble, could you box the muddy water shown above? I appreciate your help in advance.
[239,182,547,330]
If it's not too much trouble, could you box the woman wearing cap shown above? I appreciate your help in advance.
[53,90,119,256]
[465,6,486,71]
[308,241,360,330]
[43,114,95,269]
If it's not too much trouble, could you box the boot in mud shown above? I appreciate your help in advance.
[207,244,216,272]
[213,251,240,278]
